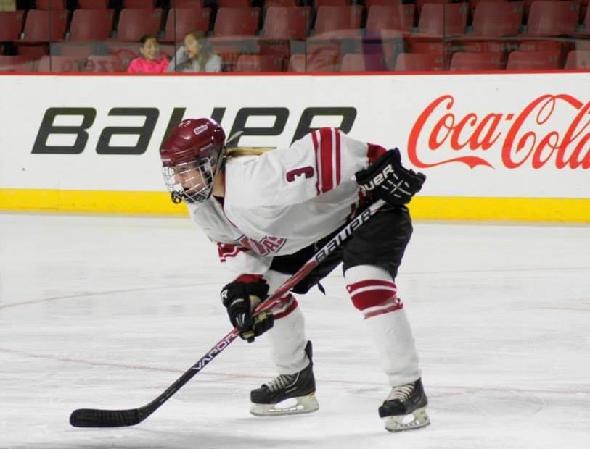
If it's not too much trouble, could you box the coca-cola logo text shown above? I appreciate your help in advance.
[408,94,590,170]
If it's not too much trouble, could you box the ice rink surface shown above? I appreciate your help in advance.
[1,212,589,449]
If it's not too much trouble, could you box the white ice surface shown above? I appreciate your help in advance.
[1,213,589,449]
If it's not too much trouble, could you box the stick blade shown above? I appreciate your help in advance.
[70,407,144,428]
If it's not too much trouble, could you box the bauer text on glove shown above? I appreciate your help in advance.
[355,148,426,206]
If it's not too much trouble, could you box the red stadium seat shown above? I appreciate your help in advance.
[394,52,444,71]
[123,0,156,8]
[417,3,468,36]
[365,0,402,6]
[86,55,125,72]
[340,53,388,71]
[235,54,284,71]
[213,7,260,36]
[21,10,68,42]
[564,50,590,68]
[313,6,363,36]
[577,3,590,35]
[261,6,311,40]
[36,55,83,72]
[506,50,561,69]
[35,0,66,9]
[171,0,203,7]
[471,1,523,37]
[315,0,351,6]
[0,55,35,72]
[265,0,298,6]
[68,9,114,41]
[366,5,415,33]
[162,8,211,42]
[526,1,578,36]
[449,51,504,70]
[78,0,109,8]
[0,11,23,41]
[218,0,251,6]
[115,8,163,42]
[289,50,339,71]
[54,42,95,58]
[416,0,451,11]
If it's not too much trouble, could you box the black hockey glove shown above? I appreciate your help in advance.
[221,274,274,343]
[355,148,426,207]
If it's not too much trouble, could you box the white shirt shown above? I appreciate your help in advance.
[188,128,385,274]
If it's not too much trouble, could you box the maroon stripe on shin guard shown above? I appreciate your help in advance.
[272,295,299,320]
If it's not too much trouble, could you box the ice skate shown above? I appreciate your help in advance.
[378,378,430,432]
[250,341,319,416]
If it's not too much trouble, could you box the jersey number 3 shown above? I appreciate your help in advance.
[286,166,315,182]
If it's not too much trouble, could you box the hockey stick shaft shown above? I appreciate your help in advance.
[69,199,385,428]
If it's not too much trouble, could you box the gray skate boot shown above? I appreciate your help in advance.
[378,378,430,432]
[250,340,319,416]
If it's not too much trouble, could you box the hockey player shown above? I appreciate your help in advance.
[160,118,429,432]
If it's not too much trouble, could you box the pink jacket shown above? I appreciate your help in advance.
[127,57,169,74]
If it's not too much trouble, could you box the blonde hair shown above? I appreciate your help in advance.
[226,147,273,158]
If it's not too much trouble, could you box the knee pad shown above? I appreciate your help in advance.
[345,265,403,318]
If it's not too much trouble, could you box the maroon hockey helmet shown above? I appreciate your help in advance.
[160,118,226,204]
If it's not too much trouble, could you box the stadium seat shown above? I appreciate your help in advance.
[36,55,83,72]
[21,10,68,42]
[340,53,388,71]
[366,5,416,33]
[115,8,163,42]
[123,0,156,8]
[53,42,95,58]
[577,4,590,35]
[213,7,260,36]
[449,51,504,70]
[0,11,23,42]
[85,55,125,72]
[261,6,311,40]
[218,0,251,7]
[78,0,109,8]
[416,0,451,11]
[162,8,211,42]
[394,52,444,71]
[289,50,339,71]
[365,0,402,6]
[316,0,352,6]
[171,0,203,7]
[526,1,578,36]
[564,50,590,68]
[416,3,468,36]
[0,55,35,72]
[265,0,298,6]
[235,54,284,71]
[506,50,561,69]
[68,9,114,41]
[313,6,363,36]
[35,0,66,9]
[471,1,523,37]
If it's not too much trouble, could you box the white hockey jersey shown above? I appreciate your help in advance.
[187,128,387,274]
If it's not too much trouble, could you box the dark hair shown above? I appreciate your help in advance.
[140,34,158,45]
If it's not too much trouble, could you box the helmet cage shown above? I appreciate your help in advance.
[162,147,222,204]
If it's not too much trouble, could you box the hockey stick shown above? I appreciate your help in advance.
[69,199,386,428]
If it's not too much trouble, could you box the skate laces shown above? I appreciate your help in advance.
[387,382,414,402]
[265,373,298,392]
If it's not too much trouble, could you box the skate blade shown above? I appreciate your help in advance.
[250,394,319,416]
[383,407,430,432]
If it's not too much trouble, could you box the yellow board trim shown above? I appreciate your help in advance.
[0,189,589,223]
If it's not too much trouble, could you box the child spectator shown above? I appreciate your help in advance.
[167,31,222,72]
[127,35,169,74]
